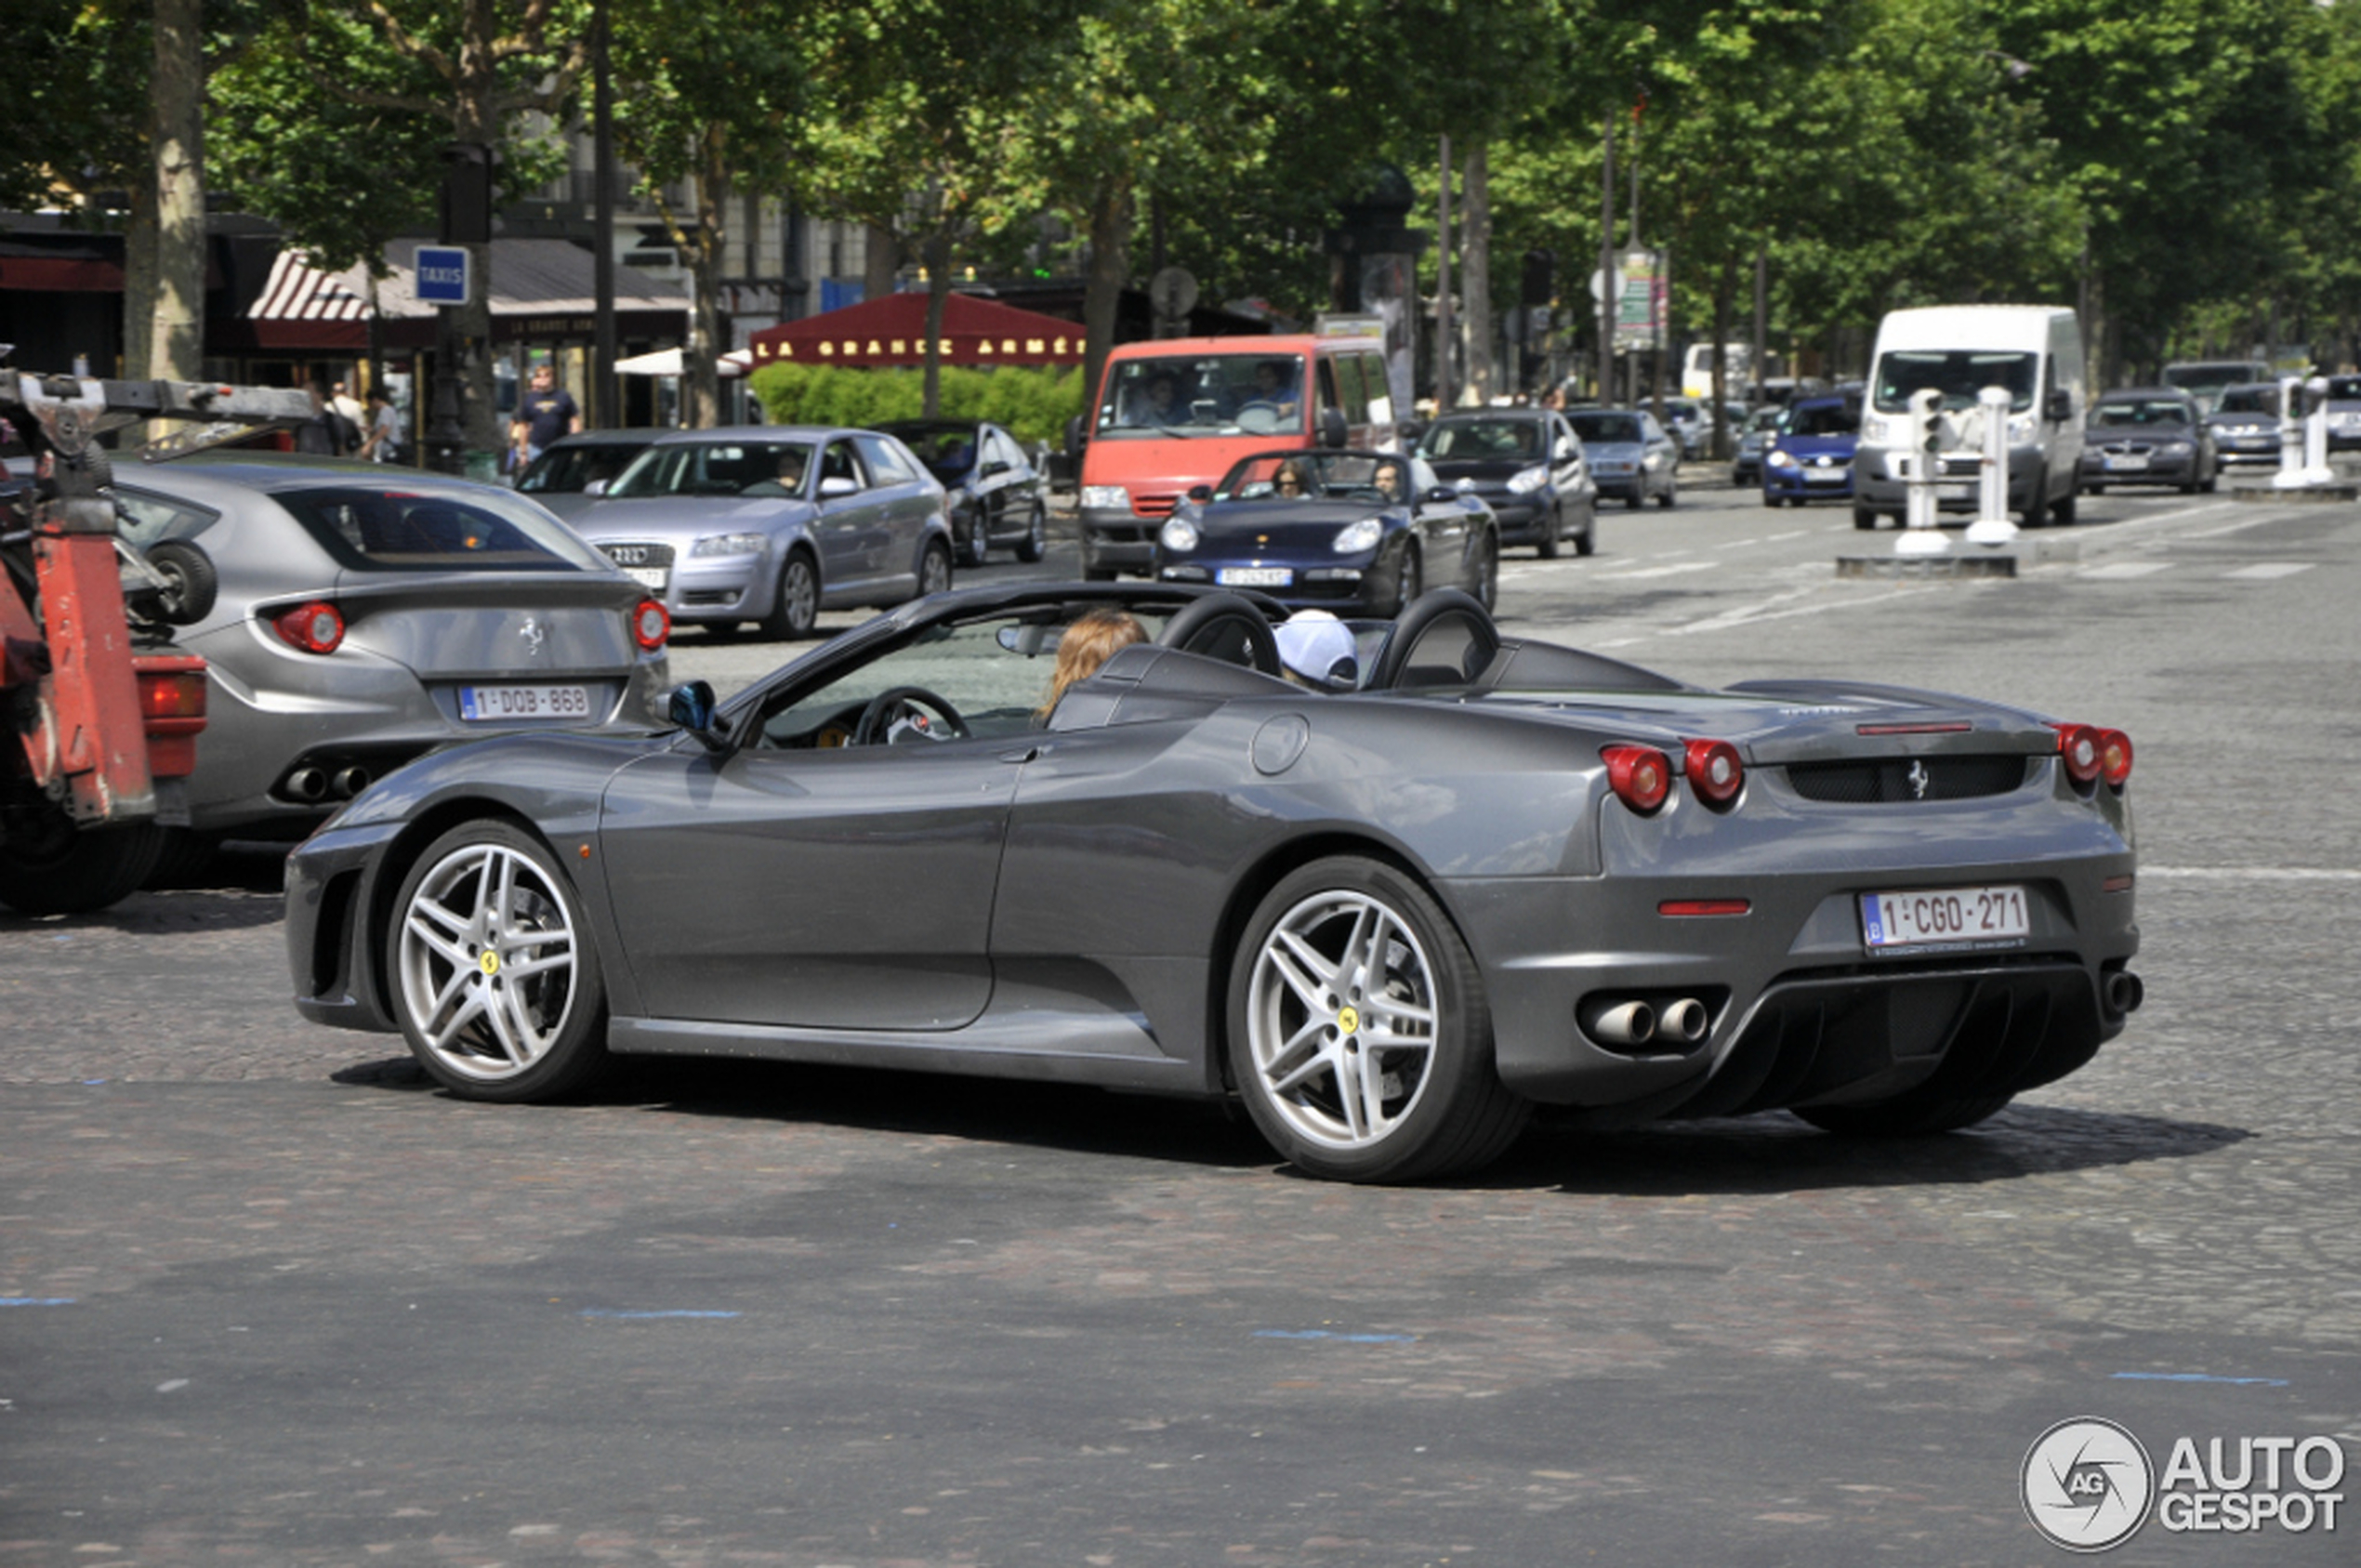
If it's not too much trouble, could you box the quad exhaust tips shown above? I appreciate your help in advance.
[2104,969,2144,1015]
[1580,995,1712,1050]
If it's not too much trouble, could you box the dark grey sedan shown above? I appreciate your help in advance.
[572,426,955,639]
[2205,383,2284,468]
[876,419,1049,566]
[286,581,2143,1184]
[1415,409,1597,557]
[2078,389,2217,494]
[109,455,671,841]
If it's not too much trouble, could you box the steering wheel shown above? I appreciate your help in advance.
[1157,593,1283,676]
[851,685,969,745]
[1234,402,1286,434]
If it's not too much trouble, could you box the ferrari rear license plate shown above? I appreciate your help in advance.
[1218,567,1293,586]
[459,684,593,722]
[1860,886,2029,951]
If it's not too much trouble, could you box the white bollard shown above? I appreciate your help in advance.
[1895,387,1950,557]
[1965,385,2018,547]
[2302,376,2334,484]
[2272,376,2305,488]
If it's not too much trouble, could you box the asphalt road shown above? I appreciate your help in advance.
[4,467,2356,1566]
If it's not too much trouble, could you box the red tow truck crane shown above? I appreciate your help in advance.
[2,370,311,915]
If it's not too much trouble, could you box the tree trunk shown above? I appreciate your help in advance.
[1081,177,1133,433]
[921,229,953,418]
[1711,252,1735,459]
[682,129,726,429]
[149,0,206,385]
[864,220,900,303]
[121,182,157,380]
[1461,141,1492,404]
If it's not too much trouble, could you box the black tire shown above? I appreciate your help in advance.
[1388,543,1423,616]
[387,819,612,1102]
[2050,492,2077,526]
[1226,856,1529,1182]
[2020,477,2050,529]
[2084,483,2105,495]
[917,538,954,599]
[1761,490,1780,507]
[143,539,218,626]
[1624,491,1642,510]
[1573,507,1596,557]
[961,517,990,569]
[0,814,165,916]
[1853,505,1879,530]
[142,827,223,889]
[1537,507,1562,560]
[1793,1090,2013,1137]
[758,550,820,639]
[1016,503,1048,563]
[1471,534,1497,611]
[1655,477,1676,509]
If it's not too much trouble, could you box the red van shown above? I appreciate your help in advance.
[1076,332,1397,578]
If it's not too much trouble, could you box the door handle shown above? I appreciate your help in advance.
[997,745,1042,764]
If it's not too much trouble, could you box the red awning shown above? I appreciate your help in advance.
[0,255,125,292]
[747,292,1086,370]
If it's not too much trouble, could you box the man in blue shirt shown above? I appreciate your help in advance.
[509,362,582,468]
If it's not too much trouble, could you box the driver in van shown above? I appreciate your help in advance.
[1136,372,1188,427]
[1241,359,1299,420]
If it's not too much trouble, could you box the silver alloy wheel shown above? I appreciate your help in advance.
[921,540,953,596]
[396,842,579,1083]
[1244,889,1440,1151]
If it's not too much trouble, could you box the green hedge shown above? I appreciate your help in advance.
[746,362,1085,450]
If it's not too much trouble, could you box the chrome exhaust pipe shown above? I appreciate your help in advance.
[284,766,329,803]
[1580,998,1655,1048]
[1659,997,1711,1045]
[2104,970,2144,1015]
[332,766,372,799]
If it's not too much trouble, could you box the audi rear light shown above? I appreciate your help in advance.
[1602,744,1670,814]
[2052,722,2103,785]
[1683,738,1745,807]
[632,598,671,652]
[2098,728,2134,787]
[273,600,345,654]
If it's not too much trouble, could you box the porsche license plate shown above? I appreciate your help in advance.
[459,684,593,722]
[1860,886,2030,951]
[1218,567,1294,587]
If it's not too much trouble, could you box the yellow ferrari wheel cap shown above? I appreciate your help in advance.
[479,951,501,977]
[1336,1004,1360,1034]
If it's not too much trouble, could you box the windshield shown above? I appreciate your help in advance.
[275,485,610,573]
[2164,363,2261,392]
[610,440,816,499]
[516,441,651,495]
[2216,386,2278,415]
[1418,417,1541,460]
[2328,376,2361,402]
[1568,412,1642,444]
[1785,402,1859,438]
[1872,350,2038,414]
[883,424,983,482]
[1214,450,1413,503]
[2091,398,2193,428]
[1095,353,1309,439]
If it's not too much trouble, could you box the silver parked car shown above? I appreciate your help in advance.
[1567,408,1680,509]
[511,429,665,520]
[571,426,955,639]
[109,455,673,841]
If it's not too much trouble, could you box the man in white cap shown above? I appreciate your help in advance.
[1274,609,1360,690]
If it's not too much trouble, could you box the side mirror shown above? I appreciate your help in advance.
[1065,414,1088,457]
[1425,486,1459,504]
[1186,483,1213,503]
[582,478,609,496]
[1553,439,1575,460]
[981,459,1009,478]
[2047,389,2075,423]
[666,679,734,754]
[818,475,860,499]
[1318,406,1349,449]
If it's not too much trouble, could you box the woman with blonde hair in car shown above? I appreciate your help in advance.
[1036,608,1147,718]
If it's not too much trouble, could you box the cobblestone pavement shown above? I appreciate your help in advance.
[2,485,2355,1565]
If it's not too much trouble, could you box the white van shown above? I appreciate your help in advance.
[1853,306,2085,529]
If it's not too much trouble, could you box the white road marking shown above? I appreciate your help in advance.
[2183,511,2305,540]
[1595,560,1719,581]
[2223,561,2314,579]
[2079,561,2172,578]
[2143,866,2361,882]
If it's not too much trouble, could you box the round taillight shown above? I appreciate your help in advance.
[1603,744,1671,814]
[2099,727,2133,787]
[2053,722,2103,784]
[1683,738,1745,807]
[273,600,344,654]
[633,598,671,652]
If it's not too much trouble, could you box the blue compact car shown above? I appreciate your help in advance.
[1761,395,1860,507]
